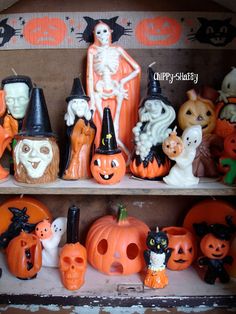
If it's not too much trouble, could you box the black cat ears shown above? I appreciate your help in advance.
[76,16,132,43]
[193,215,236,241]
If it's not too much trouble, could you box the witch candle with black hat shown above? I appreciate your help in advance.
[62,77,96,180]
[59,205,87,291]
[90,106,126,184]
[13,87,60,184]
[130,62,176,180]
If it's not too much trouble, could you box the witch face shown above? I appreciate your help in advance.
[4,83,30,119]
[65,98,91,127]
[14,138,53,179]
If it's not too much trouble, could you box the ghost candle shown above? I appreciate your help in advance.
[163,125,202,186]
[13,87,60,184]
[62,77,96,180]
[130,64,176,180]
[35,217,67,267]
[59,205,87,291]
[86,21,141,165]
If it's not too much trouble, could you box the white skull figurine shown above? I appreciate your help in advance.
[94,23,111,46]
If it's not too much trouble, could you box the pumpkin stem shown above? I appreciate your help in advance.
[117,204,128,223]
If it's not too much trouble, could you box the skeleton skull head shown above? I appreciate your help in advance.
[59,242,87,291]
[14,138,53,179]
[94,22,112,46]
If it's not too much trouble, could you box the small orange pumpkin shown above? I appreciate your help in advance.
[35,219,52,240]
[162,226,196,271]
[223,132,236,159]
[200,233,230,260]
[91,152,126,185]
[178,89,216,135]
[6,231,42,279]
[215,97,236,139]
[86,204,150,275]
[162,128,184,159]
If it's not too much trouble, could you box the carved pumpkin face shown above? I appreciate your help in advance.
[200,233,230,259]
[162,131,184,159]
[86,205,149,275]
[6,231,42,279]
[215,98,236,138]
[23,17,67,46]
[223,132,236,159]
[163,227,196,271]
[91,152,126,184]
[178,90,216,134]
[59,242,87,291]
[35,219,52,240]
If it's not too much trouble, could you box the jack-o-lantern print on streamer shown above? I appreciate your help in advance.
[23,17,67,46]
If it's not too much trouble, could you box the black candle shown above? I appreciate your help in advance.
[66,205,80,244]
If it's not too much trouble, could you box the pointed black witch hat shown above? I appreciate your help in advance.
[66,77,90,103]
[147,64,161,97]
[19,87,55,137]
[96,107,121,155]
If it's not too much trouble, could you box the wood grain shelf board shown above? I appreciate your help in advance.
[0,253,235,308]
[0,175,235,196]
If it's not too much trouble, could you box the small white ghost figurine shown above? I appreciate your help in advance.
[41,217,67,267]
[218,67,236,103]
[163,125,202,186]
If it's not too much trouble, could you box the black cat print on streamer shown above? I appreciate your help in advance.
[0,12,235,50]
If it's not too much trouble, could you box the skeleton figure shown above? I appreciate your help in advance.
[163,125,202,186]
[87,22,141,164]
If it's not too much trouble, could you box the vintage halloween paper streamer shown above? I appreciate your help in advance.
[0,11,235,50]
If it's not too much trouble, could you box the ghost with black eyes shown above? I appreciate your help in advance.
[163,125,202,186]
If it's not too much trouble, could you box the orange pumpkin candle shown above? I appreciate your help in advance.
[86,204,149,275]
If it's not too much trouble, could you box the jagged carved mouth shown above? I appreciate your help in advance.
[109,262,123,274]
[28,161,40,169]
[100,173,114,180]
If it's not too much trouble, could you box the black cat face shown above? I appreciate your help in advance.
[146,231,168,253]
[188,18,236,47]
[0,18,18,47]
[77,16,132,43]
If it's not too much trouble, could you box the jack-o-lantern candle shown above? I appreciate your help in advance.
[215,67,236,138]
[220,132,236,185]
[162,226,196,271]
[130,64,175,180]
[178,89,221,177]
[13,87,60,184]
[6,231,42,280]
[86,21,141,165]
[90,107,126,185]
[86,204,149,275]
[62,77,96,180]
[144,227,172,288]
[193,216,235,284]
[59,206,87,291]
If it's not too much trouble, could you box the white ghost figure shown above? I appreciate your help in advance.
[163,125,202,186]
[218,67,236,103]
[41,217,67,267]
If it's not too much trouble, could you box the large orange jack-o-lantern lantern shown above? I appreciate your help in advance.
[91,107,126,185]
[178,89,216,135]
[23,17,67,46]
[6,231,42,280]
[162,226,196,271]
[59,206,87,291]
[86,204,150,275]
[215,97,236,138]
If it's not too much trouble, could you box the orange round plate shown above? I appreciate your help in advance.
[0,196,52,235]
[183,199,236,234]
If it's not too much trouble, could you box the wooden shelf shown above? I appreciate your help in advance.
[0,253,235,308]
[0,175,235,196]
